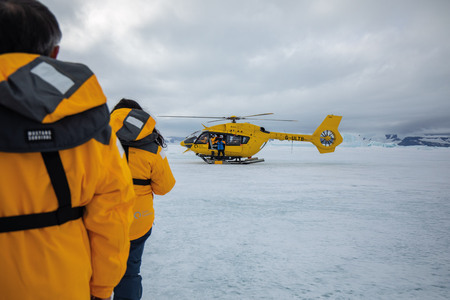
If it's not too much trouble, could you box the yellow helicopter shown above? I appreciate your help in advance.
[161,113,343,164]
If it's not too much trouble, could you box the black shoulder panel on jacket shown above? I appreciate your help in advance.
[120,132,159,154]
[93,125,112,146]
[0,104,110,153]
[136,141,159,154]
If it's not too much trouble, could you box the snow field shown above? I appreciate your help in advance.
[142,144,450,299]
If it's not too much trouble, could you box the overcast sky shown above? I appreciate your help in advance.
[42,0,450,137]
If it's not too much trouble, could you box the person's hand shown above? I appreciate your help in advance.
[91,296,111,300]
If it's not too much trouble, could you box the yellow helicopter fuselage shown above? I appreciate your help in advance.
[180,115,343,160]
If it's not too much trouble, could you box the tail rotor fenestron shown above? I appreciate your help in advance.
[320,130,336,147]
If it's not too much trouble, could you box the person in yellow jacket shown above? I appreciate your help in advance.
[0,1,135,300]
[110,99,176,300]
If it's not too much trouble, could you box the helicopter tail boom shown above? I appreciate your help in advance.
[268,115,343,153]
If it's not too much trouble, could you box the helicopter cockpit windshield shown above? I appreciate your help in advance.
[183,131,201,145]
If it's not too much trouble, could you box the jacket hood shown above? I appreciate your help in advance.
[0,53,111,153]
[0,53,106,123]
[110,108,156,143]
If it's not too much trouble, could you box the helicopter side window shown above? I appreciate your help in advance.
[226,135,241,146]
[241,136,250,144]
[195,132,209,144]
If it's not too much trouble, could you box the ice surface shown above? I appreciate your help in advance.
[141,143,450,299]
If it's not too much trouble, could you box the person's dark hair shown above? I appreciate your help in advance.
[112,98,167,148]
[0,0,62,55]
[112,98,143,111]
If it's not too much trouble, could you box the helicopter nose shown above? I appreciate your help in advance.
[180,139,192,148]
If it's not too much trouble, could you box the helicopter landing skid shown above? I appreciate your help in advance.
[199,155,265,165]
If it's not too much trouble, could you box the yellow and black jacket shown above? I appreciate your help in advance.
[0,53,135,300]
[111,108,175,240]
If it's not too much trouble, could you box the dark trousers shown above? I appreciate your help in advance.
[113,228,152,300]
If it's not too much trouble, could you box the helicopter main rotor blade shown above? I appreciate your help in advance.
[158,115,226,119]
[158,113,297,123]
[243,118,298,122]
[207,118,298,123]
[207,119,229,123]
[241,113,274,118]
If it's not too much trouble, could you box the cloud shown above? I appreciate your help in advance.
[42,0,450,136]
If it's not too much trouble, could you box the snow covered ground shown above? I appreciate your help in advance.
[141,143,450,299]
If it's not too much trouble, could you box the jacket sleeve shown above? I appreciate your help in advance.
[150,147,176,196]
[84,132,135,298]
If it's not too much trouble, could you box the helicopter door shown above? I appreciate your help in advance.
[192,132,210,152]
[195,132,209,145]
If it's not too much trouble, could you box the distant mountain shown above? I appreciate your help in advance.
[166,136,184,144]
[342,133,450,148]
[398,135,450,147]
